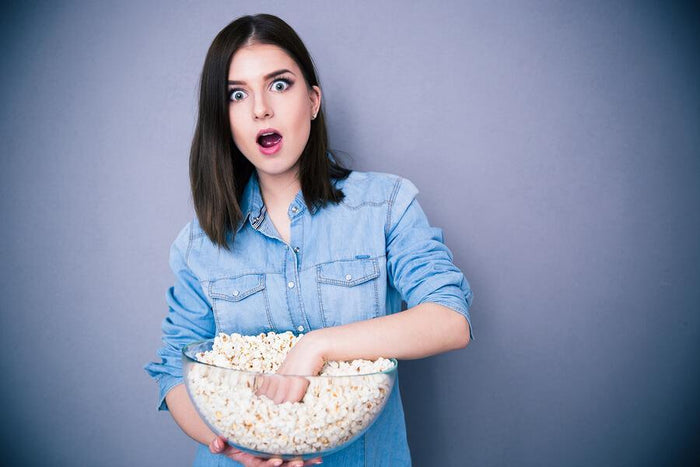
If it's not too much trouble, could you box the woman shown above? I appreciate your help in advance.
[145,13,473,467]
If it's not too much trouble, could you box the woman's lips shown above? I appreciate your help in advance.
[258,138,282,155]
[256,129,283,155]
[257,135,283,155]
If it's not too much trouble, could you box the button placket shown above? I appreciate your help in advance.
[285,218,311,334]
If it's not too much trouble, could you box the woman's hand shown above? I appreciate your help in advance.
[277,331,327,376]
[254,373,310,404]
[209,435,322,466]
[254,331,327,404]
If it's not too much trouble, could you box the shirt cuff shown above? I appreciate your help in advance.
[154,373,184,411]
[419,291,474,341]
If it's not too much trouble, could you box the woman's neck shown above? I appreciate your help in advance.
[257,170,302,211]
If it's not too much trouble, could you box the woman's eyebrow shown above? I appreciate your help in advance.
[228,69,295,85]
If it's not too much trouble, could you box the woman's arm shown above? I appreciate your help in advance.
[277,303,470,377]
[165,384,216,445]
[320,302,470,360]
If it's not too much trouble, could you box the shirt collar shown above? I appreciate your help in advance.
[236,173,266,233]
[236,172,325,233]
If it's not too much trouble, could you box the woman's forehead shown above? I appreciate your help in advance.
[228,43,300,81]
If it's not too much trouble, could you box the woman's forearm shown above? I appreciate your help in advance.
[311,303,470,362]
[165,383,216,446]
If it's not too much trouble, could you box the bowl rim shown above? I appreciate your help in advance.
[182,338,398,378]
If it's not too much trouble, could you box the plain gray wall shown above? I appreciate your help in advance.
[1,1,698,466]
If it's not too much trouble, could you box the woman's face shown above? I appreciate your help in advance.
[227,43,321,186]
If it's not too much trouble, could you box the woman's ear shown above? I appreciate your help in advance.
[309,85,322,118]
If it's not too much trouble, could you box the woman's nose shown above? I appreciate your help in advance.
[253,94,273,120]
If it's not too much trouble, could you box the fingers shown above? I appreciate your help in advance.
[254,373,271,397]
[285,376,309,402]
[210,436,320,467]
[289,458,321,467]
[229,450,272,466]
[209,435,228,454]
[255,374,310,404]
[272,376,288,404]
[210,436,252,464]
[272,375,308,404]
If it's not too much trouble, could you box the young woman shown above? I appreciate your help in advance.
[146,13,473,467]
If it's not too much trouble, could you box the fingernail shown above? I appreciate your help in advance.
[271,459,283,466]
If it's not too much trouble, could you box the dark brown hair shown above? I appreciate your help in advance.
[190,14,350,248]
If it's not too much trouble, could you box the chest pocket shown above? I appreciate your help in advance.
[209,274,273,335]
[316,258,380,327]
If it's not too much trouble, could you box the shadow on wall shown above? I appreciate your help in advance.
[400,357,440,464]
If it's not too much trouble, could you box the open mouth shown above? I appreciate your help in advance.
[257,131,283,148]
[256,130,283,155]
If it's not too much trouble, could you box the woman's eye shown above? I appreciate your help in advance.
[270,78,291,92]
[229,89,247,102]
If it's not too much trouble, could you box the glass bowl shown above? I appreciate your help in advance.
[182,339,397,460]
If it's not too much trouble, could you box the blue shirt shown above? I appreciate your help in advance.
[145,170,473,466]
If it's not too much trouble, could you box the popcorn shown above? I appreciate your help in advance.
[185,331,395,455]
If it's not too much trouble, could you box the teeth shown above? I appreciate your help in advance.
[261,132,275,136]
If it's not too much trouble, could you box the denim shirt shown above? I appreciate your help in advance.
[145,170,473,466]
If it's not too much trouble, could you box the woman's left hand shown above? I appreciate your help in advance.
[277,331,326,376]
[255,331,326,403]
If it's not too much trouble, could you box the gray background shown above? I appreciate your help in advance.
[1,1,698,466]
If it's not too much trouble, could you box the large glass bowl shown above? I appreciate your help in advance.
[182,339,397,460]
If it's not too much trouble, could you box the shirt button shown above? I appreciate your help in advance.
[232,290,239,297]
[297,325,304,332]
[291,206,298,213]
[287,281,295,289]
[293,246,300,253]
[345,274,352,281]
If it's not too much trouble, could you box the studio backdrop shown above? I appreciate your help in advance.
[1,1,698,466]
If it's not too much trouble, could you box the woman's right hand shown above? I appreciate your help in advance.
[209,436,322,467]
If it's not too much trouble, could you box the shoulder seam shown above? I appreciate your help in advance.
[385,177,403,235]
[185,223,195,265]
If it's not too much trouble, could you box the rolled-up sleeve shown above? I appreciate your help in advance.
[144,223,216,411]
[385,178,474,339]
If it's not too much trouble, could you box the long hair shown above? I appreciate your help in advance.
[190,14,350,248]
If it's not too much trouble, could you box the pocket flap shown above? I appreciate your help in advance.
[317,258,379,287]
[210,275,265,302]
